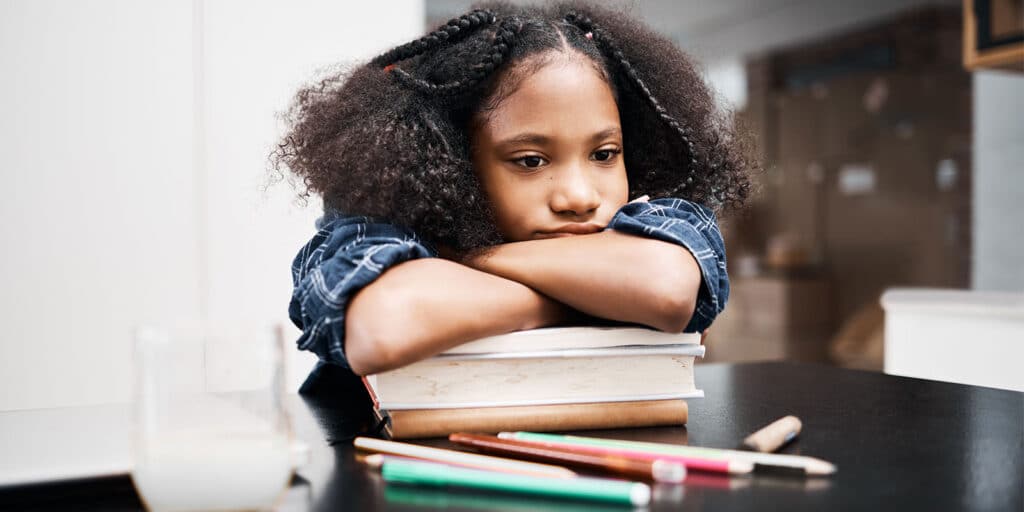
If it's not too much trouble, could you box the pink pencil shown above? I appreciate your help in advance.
[493,435,752,475]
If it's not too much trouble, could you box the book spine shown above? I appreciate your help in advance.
[361,376,380,409]
[435,345,706,361]
[379,391,704,411]
[443,327,702,355]
[386,400,688,439]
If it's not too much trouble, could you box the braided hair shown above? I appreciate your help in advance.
[273,1,756,251]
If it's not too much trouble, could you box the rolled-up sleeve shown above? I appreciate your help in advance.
[289,214,435,370]
[605,198,729,332]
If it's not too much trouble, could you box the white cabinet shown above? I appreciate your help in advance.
[883,288,1024,391]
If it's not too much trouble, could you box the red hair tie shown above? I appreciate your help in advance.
[383,64,396,73]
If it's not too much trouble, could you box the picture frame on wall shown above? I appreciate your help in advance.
[963,0,1024,70]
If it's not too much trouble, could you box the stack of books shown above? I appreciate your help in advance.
[363,326,705,438]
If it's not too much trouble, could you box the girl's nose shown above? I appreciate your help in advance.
[550,165,601,217]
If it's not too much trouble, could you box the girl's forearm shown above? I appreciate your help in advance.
[463,230,701,333]
[343,258,573,376]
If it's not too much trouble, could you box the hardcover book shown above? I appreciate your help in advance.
[364,327,704,439]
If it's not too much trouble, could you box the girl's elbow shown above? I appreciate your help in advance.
[650,292,696,333]
[344,322,396,376]
[648,262,701,333]
[344,286,408,376]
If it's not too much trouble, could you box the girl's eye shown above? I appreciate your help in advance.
[592,148,622,162]
[515,155,547,169]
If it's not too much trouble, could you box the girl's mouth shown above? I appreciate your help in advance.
[534,223,603,238]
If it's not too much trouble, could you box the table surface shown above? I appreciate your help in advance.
[2,362,1022,511]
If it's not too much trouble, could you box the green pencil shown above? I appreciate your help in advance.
[380,457,651,506]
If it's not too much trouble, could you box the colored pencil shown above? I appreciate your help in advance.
[448,432,687,483]
[378,457,652,506]
[500,432,836,475]
[353,437,576,478]
[363,453,538,475]
[490,433,752,475]
[742,415,802,453]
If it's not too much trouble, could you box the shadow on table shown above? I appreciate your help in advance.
[297,361,386,445]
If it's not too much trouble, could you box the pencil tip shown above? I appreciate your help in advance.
[730,460,756,474]
[652,459,687,483]
[808,460,837,475]
[630,483,652,506]
[363,454,384,468]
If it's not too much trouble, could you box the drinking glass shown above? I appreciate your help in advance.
[131,326,293,512]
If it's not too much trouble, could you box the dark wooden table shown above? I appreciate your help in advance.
[3,362,1022,511]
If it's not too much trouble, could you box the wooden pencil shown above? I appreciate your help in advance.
[449,433,687,483]
[742,416,802,453]
[502,432,835,475]
[353,437,577,479]
[493,432,753,474]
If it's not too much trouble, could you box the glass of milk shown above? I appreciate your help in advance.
[131,326,294,512]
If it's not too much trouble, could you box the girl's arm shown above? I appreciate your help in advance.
[462,230,701,333]
[344,258,574,376]
[292,216,574,377]
[461,198,729,334]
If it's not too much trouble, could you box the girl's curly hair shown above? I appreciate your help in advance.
[271,1,756,251]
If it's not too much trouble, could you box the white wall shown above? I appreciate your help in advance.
[0,0,424,411]
[198,0,424,397]
[0,0,200,412]
[972,70,1024,292]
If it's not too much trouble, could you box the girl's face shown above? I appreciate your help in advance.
[471,54,629,242]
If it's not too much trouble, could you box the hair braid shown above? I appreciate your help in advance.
[564,12,701,188]
[390,18,522,97]
[370,9,496,68]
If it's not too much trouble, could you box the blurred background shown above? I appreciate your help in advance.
[1,0,1021,412]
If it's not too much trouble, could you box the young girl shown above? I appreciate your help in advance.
[274,2,754,387]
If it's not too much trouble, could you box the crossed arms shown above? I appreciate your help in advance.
[344,229,702,376]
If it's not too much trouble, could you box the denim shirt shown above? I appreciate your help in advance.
[289,198,729,372]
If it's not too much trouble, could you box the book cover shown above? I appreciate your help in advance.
[380,399,690,439]
[442,326,701,355]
